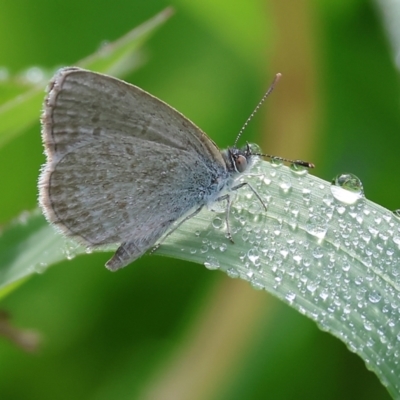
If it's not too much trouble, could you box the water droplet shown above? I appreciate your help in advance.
[226,267,239,278]
[250,277,264,290]
[293,254,302,264]
[248,142,262,154]
[285,291,296,303]
[302,258,312,267]
[262,175,272,185]
[208,201,225,213]
[378,231,390,241]
[248,201,263,214]
[62,239,81,260]
[312,247,324,259]
[23,66,46,84]
[34,262,48,274]
[98,40,110,52]
[247,248,260,265]
[343,304,351,314]
[363,320,373,331]
[393,234,400,246]
[322,194,333,206]
[319,290,329,301]
[271,158,283,167]
[209,241,218,250]
[342,260,351,272]
[302,188,311,204]
[306,215,328,240]
[330,173,364,205]
[290,163,308,175]
[246,271,254,280]
[212,216,223,229]
[204,256,220,270]
[19,209,38,225]
[200,245,209,253]
[306,281,318,293]
[279,247,289,258]
[368,225,379,238]
[219,243,228,252]
[392,209,400,220]
[278,174,292,194]
[367,290,382,304]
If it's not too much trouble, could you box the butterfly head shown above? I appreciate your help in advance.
[223,143,255,175]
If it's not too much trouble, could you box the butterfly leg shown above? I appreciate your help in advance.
[231,182,268,212]
[150,204,204,255]
[215,182,268,244]
[215,194,235,243]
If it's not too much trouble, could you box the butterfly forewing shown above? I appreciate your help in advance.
[42,68,224,164]
[39,68,227,251]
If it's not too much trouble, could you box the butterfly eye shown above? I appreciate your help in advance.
[235,155,247,173]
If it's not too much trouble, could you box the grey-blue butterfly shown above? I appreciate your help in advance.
[39,68,313,271]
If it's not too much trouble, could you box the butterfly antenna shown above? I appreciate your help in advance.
[251,149,315,169]
[234,73,282,147]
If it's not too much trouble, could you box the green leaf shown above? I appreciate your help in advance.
[1,159,399,396]
[0,7,174,149]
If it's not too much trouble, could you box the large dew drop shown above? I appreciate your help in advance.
[330,173,364,205]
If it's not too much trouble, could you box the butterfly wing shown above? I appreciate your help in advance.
[39,68,227,268]
[41,67,225,166]
[41,138,212,266]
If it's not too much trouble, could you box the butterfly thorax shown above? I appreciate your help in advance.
[197,143,256,206]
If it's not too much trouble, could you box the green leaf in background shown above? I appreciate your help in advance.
[0,7,173,149]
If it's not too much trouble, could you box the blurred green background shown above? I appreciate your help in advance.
[0,0,398,399]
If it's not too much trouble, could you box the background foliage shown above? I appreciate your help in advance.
[0,0,399,399]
